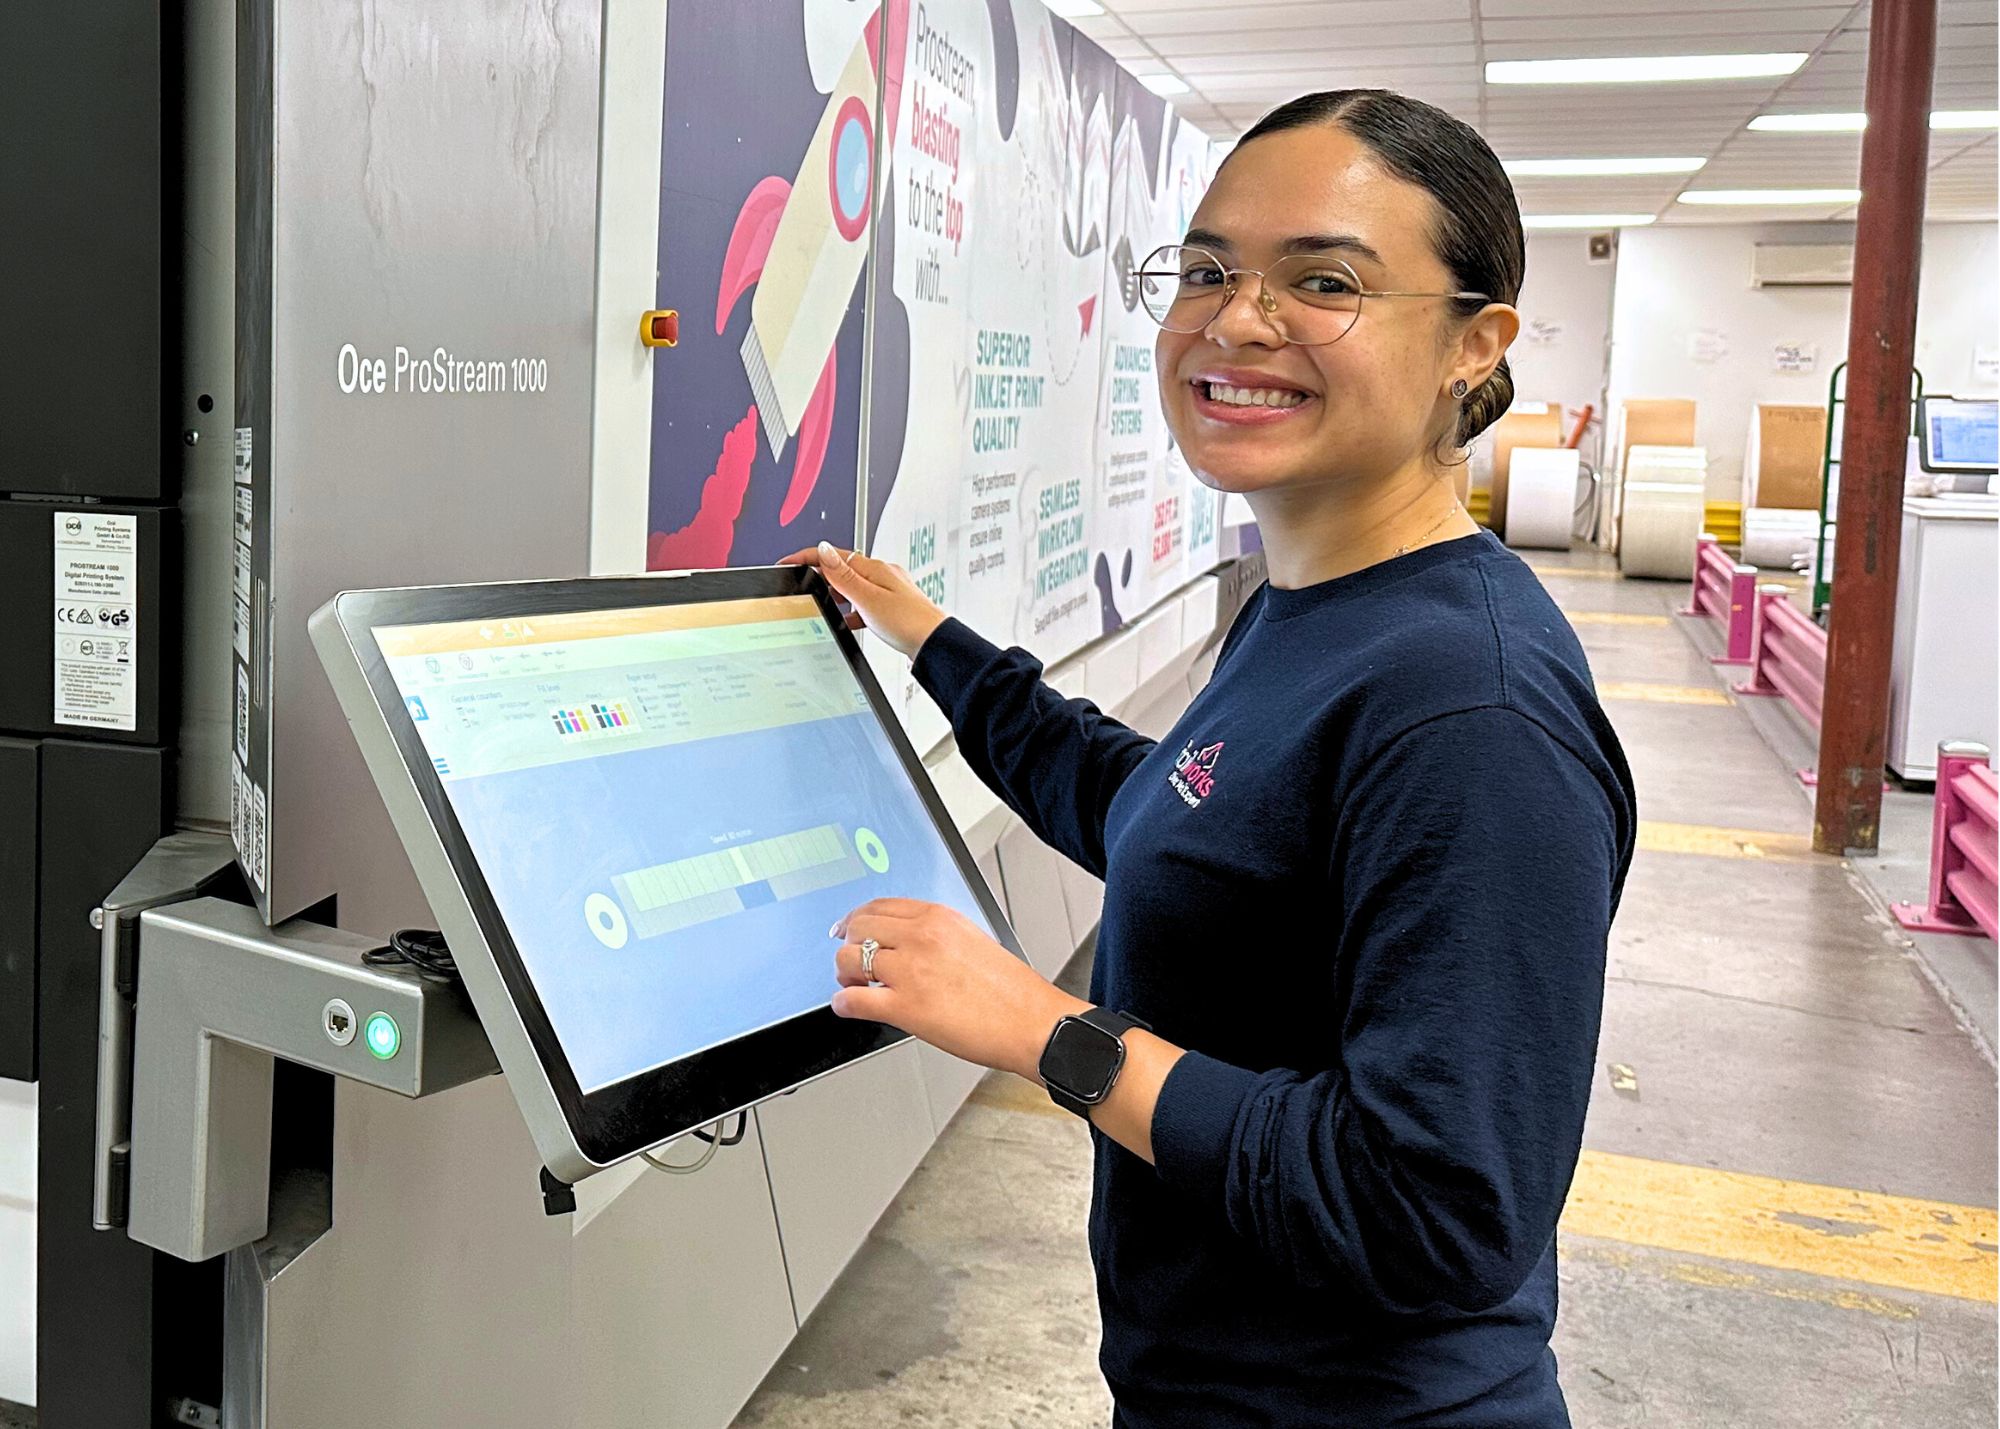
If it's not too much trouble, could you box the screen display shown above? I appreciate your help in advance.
[377,596,995,1094]
[1926,400,1998,469]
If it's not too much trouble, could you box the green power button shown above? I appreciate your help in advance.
[363,1012,401,1060]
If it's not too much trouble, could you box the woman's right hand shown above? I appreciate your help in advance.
[779,542,950,662]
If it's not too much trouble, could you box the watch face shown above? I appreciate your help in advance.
[1041,1016,1125,1103]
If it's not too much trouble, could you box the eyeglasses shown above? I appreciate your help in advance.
[1131,244,1491,346]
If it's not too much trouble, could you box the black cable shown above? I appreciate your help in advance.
[693,1111,748,1147]
[362,928,459,985]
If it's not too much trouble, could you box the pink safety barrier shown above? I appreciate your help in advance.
[1732,585,1826,728]
[1894,743,1999,940]
[1678,533,1759,665]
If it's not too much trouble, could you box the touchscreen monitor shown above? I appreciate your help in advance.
[1919,396,1999,475]
[374,594,997,1093]
[313,570,1016,1180]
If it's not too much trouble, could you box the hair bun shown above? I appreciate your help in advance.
[1456,355,1515,447]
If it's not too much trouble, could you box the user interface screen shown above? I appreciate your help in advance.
[1927,400,1998,468]
[377,597,995,1093]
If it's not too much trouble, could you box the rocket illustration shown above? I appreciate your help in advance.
[730,0,908,492]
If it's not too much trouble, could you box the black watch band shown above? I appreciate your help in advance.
[1040,1006,1151,1118]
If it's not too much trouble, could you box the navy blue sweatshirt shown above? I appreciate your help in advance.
[912,531,1635,1427]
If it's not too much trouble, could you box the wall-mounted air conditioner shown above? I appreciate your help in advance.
[1750,243,1855,288]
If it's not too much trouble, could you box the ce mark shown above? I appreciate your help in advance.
[57,607,130,627]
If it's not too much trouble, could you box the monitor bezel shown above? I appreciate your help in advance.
[1918,394,1999,475]
[333,566,1021,1171]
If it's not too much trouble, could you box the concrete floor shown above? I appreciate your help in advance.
[1687,604,2000,1058]
[733,549,1999,1428]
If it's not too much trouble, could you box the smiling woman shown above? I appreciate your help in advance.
[787,87,1635,1429]
[1148,92,1527,561]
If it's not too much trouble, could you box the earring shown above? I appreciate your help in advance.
[1451,379,1469,399]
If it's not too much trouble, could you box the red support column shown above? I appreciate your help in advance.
[1814,0,1938,854]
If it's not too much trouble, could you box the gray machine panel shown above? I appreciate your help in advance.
[233,0,602,925]
[307,595,586,1180]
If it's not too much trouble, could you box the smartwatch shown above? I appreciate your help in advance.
[1039,1007,1151,1118]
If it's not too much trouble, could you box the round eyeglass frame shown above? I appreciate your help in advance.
[1130,243,1492,346]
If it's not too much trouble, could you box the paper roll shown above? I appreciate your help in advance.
[1486,406,1565,531]
[1617,399,1698,480]
[1503,447,1582,550]
[1619,445,1708,579]
[1739,506,1822,570]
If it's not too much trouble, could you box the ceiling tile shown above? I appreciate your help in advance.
[1101,0,1466,32]
[1480,33,1840,59]
[1482,10,1851,43]
[1145,24,1471,59]
[1479,0,1841,14]
[1174,45,1482,78]
[1092,0,1995,218]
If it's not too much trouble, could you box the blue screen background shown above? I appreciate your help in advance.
[443,710,995,1092]
[1932,406,1998,466]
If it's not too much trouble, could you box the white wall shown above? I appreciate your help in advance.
[1916,222,2000,396]
[1510,232,1617,471]
[1605,221,2000,501]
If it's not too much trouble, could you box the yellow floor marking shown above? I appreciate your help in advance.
[1598,679,1734,707]
[1527,565,1620,580]
[1562,609,1672,627]
[1562,1149,1999,1304]
[1559,1240,1921,1320]
[1637,819,1816,861]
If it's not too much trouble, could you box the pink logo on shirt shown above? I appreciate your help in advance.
[1168,740,1223,807]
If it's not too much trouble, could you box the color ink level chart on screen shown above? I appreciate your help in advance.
[377,598,992,1092]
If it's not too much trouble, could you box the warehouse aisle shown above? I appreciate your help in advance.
[1530,550,1996,1428]
[732,551,1999,1429]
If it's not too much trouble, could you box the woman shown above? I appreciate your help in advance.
[788,89,1635,1428]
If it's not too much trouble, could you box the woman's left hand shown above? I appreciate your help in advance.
[831,898,1088,1081]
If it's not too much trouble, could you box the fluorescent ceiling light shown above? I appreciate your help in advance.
[1748,112,1866,133]
[1505,157,1705,177]
[1678,188,1861,205]
[1749,110,2000,133]
[1522,214,1656,229]
[1138,73,1189,97]
[1043,0,1103,16]
[1487,53,1807,85]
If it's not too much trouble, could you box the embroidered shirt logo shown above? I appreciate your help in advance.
[1168,740,1224,808]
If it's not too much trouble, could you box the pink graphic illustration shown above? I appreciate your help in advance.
[784,350,837,525]
[648,1,908,570]
[716,177,793,336]
[868,1,909,150]
[648,405,760,570]
[732,0,906,525]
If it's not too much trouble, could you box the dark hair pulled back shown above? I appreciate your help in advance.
[1232,90,1525,452]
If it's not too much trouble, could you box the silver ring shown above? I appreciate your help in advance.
[859,937,881,982]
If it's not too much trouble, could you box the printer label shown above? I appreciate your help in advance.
[52,511,138,732]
